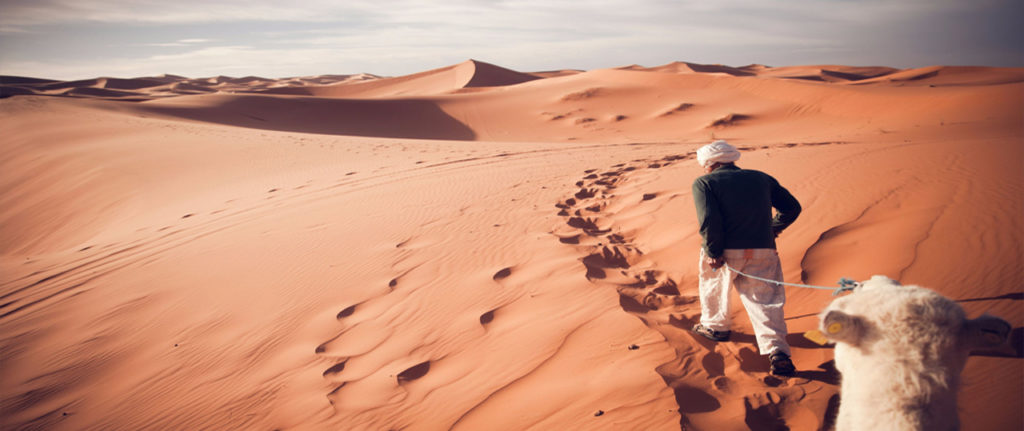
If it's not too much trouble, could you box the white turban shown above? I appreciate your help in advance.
[696,140,740,168]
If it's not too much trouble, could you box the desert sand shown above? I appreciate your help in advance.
[1,59,1021,430]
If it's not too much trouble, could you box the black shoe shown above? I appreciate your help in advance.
[769,351,796,376]
[692,323,730,342]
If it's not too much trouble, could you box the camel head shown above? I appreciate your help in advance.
[818,275,1011,356]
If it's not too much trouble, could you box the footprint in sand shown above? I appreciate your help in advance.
[336,305,356,319]
[742,391,814,429]
[674,385,721,413]
[566,217,609,235]
[575,187,598,199]
[652,280,679,296]
[618,293,651,313]
[702,351,726,378]
[396,361,430,383]
[738,347,773,375]
[712,376,732,392]
[586,246,630,269]
[479,310,496,325]
[322,361,347,379]
[557,234,581,245]
[492,267,513,281]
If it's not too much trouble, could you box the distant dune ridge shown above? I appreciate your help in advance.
[1,59,1021,430]
[4,59,1021,101]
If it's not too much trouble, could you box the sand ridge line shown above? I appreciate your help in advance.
[798,179,913,284]
[891,163,968,282]
[793,139,972,285]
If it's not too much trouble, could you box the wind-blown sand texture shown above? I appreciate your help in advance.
[2,59,1022,430]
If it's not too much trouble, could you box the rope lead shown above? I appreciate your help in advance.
[723,263,859,296]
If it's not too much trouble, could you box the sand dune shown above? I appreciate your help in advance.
[1,60,1022,430]
[0,73,372,100]
[256,59,539,99]
[114,63,1022,145]
[752,65,899,83]
[647,61,756,77]
[131,94,476,140]
[0,76,62,85]
[530,69,585,79]
[850,65,1024,86]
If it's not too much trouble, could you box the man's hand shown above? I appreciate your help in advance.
[705,256,725,269]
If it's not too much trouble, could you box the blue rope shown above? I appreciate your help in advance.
[722,263,859,296]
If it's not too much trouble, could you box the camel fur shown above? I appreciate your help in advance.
[819,275,1010,431]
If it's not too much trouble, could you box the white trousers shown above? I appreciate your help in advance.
[699,248,790,356]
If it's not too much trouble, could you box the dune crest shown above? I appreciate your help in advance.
[256,59,539,98]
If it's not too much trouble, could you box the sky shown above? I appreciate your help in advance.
[0,0,1021,80]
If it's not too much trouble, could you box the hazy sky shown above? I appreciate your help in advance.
[1,0,1021,80]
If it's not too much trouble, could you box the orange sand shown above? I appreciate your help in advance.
[1,60,1022,430]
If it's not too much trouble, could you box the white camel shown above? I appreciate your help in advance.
[818,275,1011,431]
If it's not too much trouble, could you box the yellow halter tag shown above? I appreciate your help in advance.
[803,329,829,346]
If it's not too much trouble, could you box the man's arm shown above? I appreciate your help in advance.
[693,179,724,258]
[770,178,801,234]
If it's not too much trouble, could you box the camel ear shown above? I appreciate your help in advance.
[821,310,866,346]
[963,314,1011,351]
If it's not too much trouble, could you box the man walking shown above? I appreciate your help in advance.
[690,140,801,376]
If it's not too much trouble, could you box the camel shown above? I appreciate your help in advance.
[818,275,1011,430]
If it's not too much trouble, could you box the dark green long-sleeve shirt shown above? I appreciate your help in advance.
[692,165,801,258]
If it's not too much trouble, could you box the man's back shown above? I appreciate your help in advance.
[692,165,801,256]
[691,140,799,376]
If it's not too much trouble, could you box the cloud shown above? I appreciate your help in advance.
[0,0,379,28]
[0,0,972,28]
[0,45,351,79]
[0,0,1019,79]
[0,25,31,34]
[143,38,215,47]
